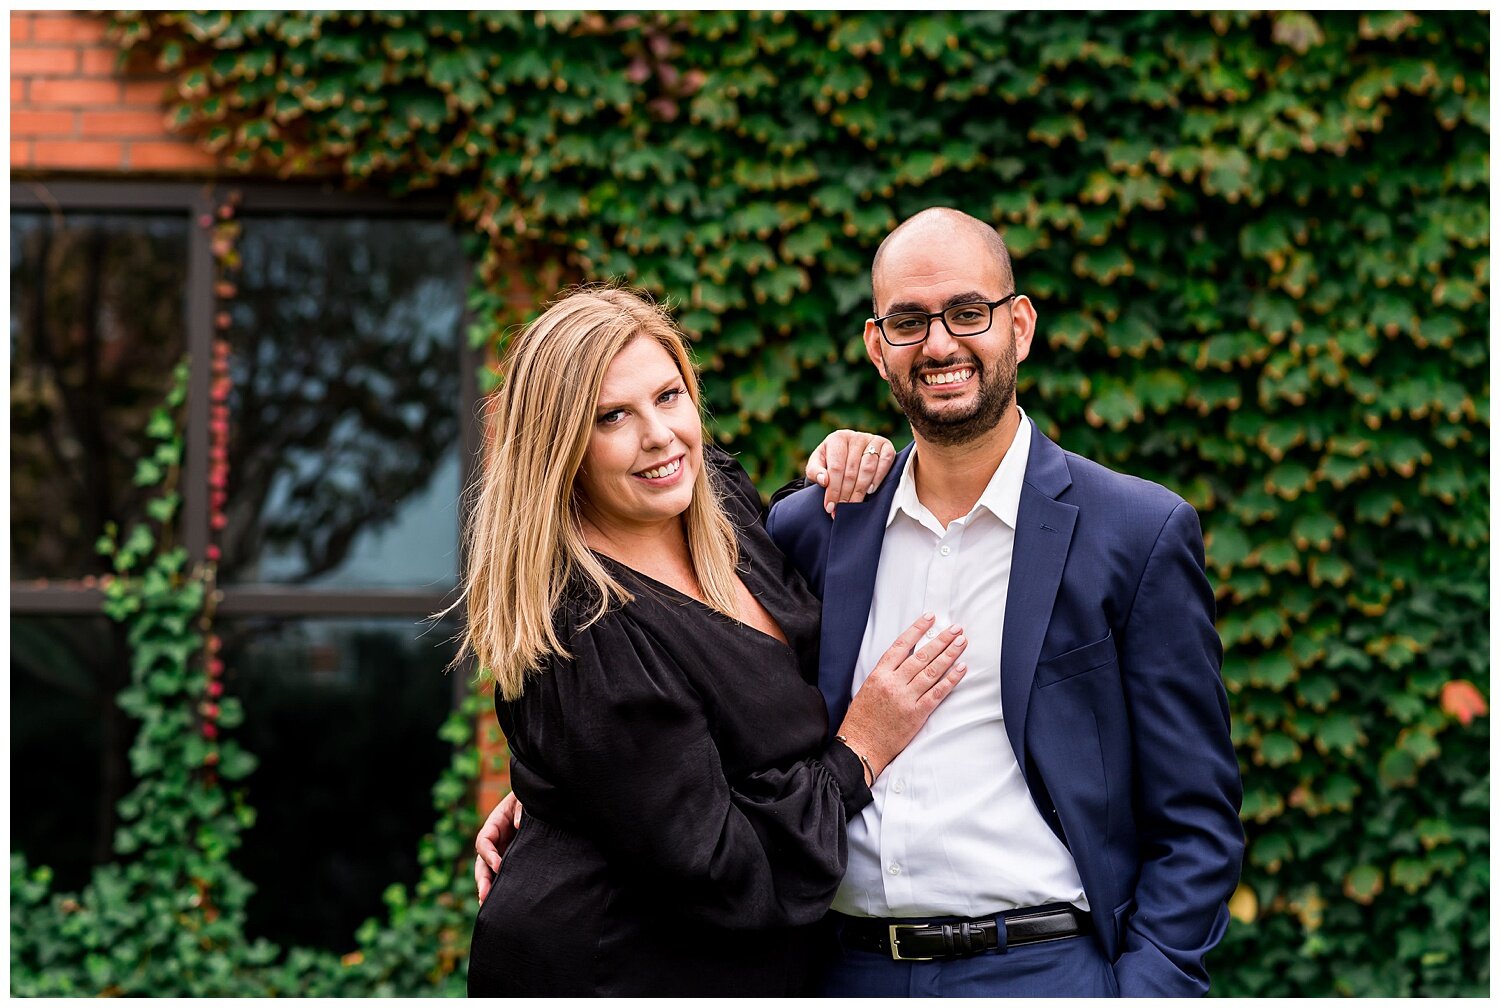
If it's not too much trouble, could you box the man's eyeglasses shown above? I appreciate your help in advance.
[872,294,1021,347]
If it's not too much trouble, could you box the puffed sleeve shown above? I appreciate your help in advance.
[507,610,870,930]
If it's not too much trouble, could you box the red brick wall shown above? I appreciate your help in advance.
[476,706,513,823]
[11,10,220,174]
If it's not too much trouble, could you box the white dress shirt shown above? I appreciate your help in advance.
[833,411,1089,918]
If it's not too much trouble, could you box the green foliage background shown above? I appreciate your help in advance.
[12,10,1487,997]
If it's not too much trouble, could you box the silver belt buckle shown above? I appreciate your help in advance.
[888,923,935,962]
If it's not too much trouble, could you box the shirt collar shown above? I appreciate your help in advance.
[888,408,1033,531]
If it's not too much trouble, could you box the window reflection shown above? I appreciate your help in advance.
[9,212,188,580]
[221,616,461,949]
[222,217,465,589]
[11,616,132,892]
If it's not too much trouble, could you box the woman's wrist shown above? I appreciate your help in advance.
[834,734,877,787]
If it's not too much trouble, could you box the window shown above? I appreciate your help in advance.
[222,615,460,947]
[11,210,189,580]
[223,216,464,589]
[10,615,127,893]
[10,181,477,950]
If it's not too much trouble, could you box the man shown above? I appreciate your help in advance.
[477,207,1243,996]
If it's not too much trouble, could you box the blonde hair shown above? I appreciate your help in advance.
[456,285,741,700]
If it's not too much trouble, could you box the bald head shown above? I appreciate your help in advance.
[871,207,1014,314]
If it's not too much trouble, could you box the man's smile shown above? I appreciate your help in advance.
[920,366,975,388]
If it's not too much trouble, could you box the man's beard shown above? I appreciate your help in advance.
[885,337,1017,447]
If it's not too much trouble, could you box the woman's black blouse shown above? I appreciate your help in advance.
[467,449,871,997]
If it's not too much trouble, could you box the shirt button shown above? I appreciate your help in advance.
[893,778,905,794]
[924,628,936,639]
[939,545,952,556]
[888,863,902,876]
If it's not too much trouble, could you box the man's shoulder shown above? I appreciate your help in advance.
[1049,444,1194,536]
[766,482,833,541]
[1058,449,1183,504]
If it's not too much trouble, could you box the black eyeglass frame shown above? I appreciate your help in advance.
[872,293,1022,347]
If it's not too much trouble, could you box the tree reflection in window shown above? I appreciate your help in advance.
[223,218,466,588]
[9,212,188,580]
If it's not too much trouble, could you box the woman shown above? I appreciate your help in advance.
[460,286,966,996]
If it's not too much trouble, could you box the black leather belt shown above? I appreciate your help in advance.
[835,903,1091,962]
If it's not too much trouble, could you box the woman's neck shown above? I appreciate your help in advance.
[581,512,699,595]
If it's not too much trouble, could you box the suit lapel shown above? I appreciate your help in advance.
[817,445,911,729]
[1001,426,1077,777]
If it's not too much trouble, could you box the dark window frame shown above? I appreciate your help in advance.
[11,180,480,638]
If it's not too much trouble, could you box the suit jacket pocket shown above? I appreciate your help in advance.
[1035,630,1116,688]
[1111,896,1134,950]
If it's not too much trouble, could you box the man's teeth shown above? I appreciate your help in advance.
[638,459,681,479]
[922,369,974,386]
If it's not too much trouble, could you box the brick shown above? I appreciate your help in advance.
[32,138,124,170]
[28,76,120,107]
[11,139,33,168]
[80,108,171,138]
[10,12,32,42]
[475,772,513,812]
[12,78,26,104]
[30,12,108,45]
[120,79,172,107]
[79,47,126,77]
[125,141,218,171]
[10,46,80,76]
[475,704,512,809]
[11,109,76,138]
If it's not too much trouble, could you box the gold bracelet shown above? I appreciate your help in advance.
[834,734,875,787]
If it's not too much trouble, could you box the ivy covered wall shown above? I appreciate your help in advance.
[13,10,1487,996]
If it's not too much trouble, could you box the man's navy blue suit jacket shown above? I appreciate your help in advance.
[765,424,1245,997]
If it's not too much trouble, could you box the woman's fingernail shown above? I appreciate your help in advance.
[923,612,936,621]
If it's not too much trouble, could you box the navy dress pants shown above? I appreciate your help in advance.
[817,923,1119,998]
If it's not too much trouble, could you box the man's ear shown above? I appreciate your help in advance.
[1012,295,1038,365]
[863,319,888,380]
